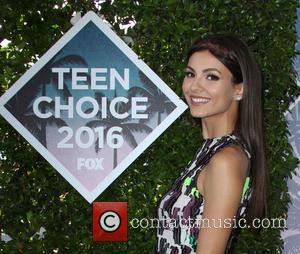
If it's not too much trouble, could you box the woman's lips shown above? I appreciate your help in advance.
[190,96,211,106]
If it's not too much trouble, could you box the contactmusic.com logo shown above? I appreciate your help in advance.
[93,202,128,241]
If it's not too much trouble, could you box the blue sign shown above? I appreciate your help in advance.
[0,11,187,203]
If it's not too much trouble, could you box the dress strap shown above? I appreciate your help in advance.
[194,134,251,170]
[229,134,251,160]
[190,134,252,199]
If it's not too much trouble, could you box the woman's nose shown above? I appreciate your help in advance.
[190,77,203,92]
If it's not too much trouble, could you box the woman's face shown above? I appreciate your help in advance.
[182,50,242,119]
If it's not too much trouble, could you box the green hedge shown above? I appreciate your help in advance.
[1,0,300,253]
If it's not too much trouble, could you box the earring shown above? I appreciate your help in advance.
[235,95,242,101]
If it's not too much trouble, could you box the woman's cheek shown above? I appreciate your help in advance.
[182,80,189,95]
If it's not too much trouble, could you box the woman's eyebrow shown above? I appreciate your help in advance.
[185,66,222,75]
[185,66,195,72]
[203,68,222,74]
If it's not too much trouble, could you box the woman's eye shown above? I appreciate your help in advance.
[184,71,195,78]
[207,74,219,81]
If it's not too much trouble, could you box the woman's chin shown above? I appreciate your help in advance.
[190,110,206,118]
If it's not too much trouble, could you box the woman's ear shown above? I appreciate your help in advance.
[234,83,244,101]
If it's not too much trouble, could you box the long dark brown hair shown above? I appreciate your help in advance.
[187,34,267,229]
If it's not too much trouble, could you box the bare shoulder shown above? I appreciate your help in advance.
[202,144,249,198]
[207,144,249,179]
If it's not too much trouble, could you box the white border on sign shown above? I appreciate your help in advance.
[0,11,187,203]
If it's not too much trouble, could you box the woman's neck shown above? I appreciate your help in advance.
[201,115,237,139]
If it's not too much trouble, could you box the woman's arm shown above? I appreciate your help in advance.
[196,145,249,254]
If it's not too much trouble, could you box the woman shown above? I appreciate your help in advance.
[156,34,267,253]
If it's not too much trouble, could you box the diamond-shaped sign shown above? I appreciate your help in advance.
[0,11,187,203]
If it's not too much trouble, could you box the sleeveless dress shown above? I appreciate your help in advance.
[156,133,252,254]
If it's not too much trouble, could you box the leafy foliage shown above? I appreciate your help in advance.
[1,0,300,253]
